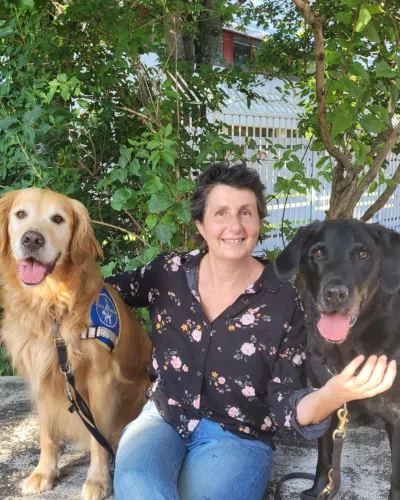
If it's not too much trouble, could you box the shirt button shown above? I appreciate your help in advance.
[242,298,249,304]
[202,348,205,352]
[197,371,202,376]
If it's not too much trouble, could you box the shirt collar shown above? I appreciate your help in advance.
[182,251,282,295]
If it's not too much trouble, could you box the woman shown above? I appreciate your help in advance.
[108,163,396,500]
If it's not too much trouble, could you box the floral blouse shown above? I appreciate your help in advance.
[107,250,330,448]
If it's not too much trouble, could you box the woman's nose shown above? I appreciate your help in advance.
[229,215,242,231]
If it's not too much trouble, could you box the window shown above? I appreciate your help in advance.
[233,35,250,67]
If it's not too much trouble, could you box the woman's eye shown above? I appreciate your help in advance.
[52,214,64,224]
[216,211,225,216]
[241,210,250,216]
[16,210,26,219]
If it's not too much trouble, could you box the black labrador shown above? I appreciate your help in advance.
[274,219,400,500]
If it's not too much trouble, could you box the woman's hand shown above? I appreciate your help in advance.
[324,354,397,405]
[296,355,397,426]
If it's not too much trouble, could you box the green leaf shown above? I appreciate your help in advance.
[100,261,117,279]
[22,125,35,146]
[176,178,195,194]
[111,188,135,211]
[355,7,372,32]
[348,61,368,78]
[164,123,172,137]
[359,114,389,134]
[366,4,385,14]
[141,178,163,194]
[23,106,42,124]
[315,155,331,170]
[362,23,379,42]
[0,26,14,38]
[0,116,19,130]
[57,73,68,83]
[119,145,132,168]
[145,214,158,229]
[355,143,371,166]
[375,61,395,78]
[156,217,176,244]
[331,111,354,137]
[174,200,192,223]
[60,84,70,101]
[110,168,128,183]
[162,151,175,167]
[335,12,353,24]
[148,194,174,213]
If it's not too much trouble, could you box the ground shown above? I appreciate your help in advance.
[0,377,392,499]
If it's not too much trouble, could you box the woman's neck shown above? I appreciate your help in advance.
[200,252,262,291]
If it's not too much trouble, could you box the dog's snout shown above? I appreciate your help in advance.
[323,284,349,305]
[21,231,45,251]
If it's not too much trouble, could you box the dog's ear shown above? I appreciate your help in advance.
[371,224,400,293]
[274,222,321,281]
[70,200,103,266]
[0,191,18,256]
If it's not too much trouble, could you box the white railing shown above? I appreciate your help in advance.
[209,111,400,251]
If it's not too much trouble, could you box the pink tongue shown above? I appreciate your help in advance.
[317,313,350,342]
[18,260,48,285]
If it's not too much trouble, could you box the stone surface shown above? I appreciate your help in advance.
[0,377,392,499]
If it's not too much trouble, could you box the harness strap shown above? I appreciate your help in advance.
[52,323,115,475]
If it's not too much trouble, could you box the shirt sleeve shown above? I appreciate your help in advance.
[105,254,162,308]
[266,291,331,440]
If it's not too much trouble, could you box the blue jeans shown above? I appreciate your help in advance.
[114,400,273,500]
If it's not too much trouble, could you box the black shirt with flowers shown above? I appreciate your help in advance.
[107,250,330,447]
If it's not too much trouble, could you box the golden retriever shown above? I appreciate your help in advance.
[0,188,151,499]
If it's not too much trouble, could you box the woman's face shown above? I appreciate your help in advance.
[195,184,263,262]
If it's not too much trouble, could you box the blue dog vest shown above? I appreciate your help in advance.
[81,287,121,351]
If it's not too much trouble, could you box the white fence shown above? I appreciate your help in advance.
[209,110,400,251]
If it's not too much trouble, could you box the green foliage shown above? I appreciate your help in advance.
[252,0,400,218]
[0,346,14,376]
[0,0,246,274]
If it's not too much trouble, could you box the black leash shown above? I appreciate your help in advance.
[273,404,348,500]
[51,321,116,476]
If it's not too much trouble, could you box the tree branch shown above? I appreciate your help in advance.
[361,164,400,221]
[292,0,355,173]
[91,220,150,247]
[357,123,400,195]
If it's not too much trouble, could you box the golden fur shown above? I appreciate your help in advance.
[0,188,151,499]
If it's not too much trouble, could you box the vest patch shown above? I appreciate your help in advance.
[86,287,121,351]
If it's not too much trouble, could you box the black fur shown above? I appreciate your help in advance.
[275,219,400,500]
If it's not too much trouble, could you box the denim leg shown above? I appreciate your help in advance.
[114,400,187,500]
[178,419,273,500]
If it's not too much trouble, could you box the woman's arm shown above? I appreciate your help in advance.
[297,354,397,425]
[105,254,162,308]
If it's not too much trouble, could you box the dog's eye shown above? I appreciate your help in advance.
[16,210,26,219]
[359,250,369,259]
[52,215,64,224]
[313,249,324,259]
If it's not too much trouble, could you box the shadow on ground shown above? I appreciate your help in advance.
[0,377,391,499]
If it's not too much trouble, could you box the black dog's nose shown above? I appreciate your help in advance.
[324,284,349,305]
[21,231,45,251]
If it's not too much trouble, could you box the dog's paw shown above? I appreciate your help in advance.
[22,471,56,495]
[81,479,111,500]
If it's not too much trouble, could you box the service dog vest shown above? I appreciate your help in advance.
[81,287,121,351]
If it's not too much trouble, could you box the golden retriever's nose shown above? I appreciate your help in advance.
[21,231,46,251]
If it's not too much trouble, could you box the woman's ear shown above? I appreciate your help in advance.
[195,219,205,239]
[70,199,103,266]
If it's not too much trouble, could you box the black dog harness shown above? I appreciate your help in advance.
[51,288,122,476]
[274,363,349,500]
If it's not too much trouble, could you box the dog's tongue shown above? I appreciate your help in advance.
[317,313,350,342]
[18,260,47,285]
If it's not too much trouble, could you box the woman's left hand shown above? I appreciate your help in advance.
[324,354,397,405]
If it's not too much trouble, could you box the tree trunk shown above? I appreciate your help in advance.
[325,162,359,219]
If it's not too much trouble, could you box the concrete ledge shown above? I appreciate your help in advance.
[0,377,391,499]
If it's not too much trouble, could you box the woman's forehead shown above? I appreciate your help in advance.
[206,185,258,207]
